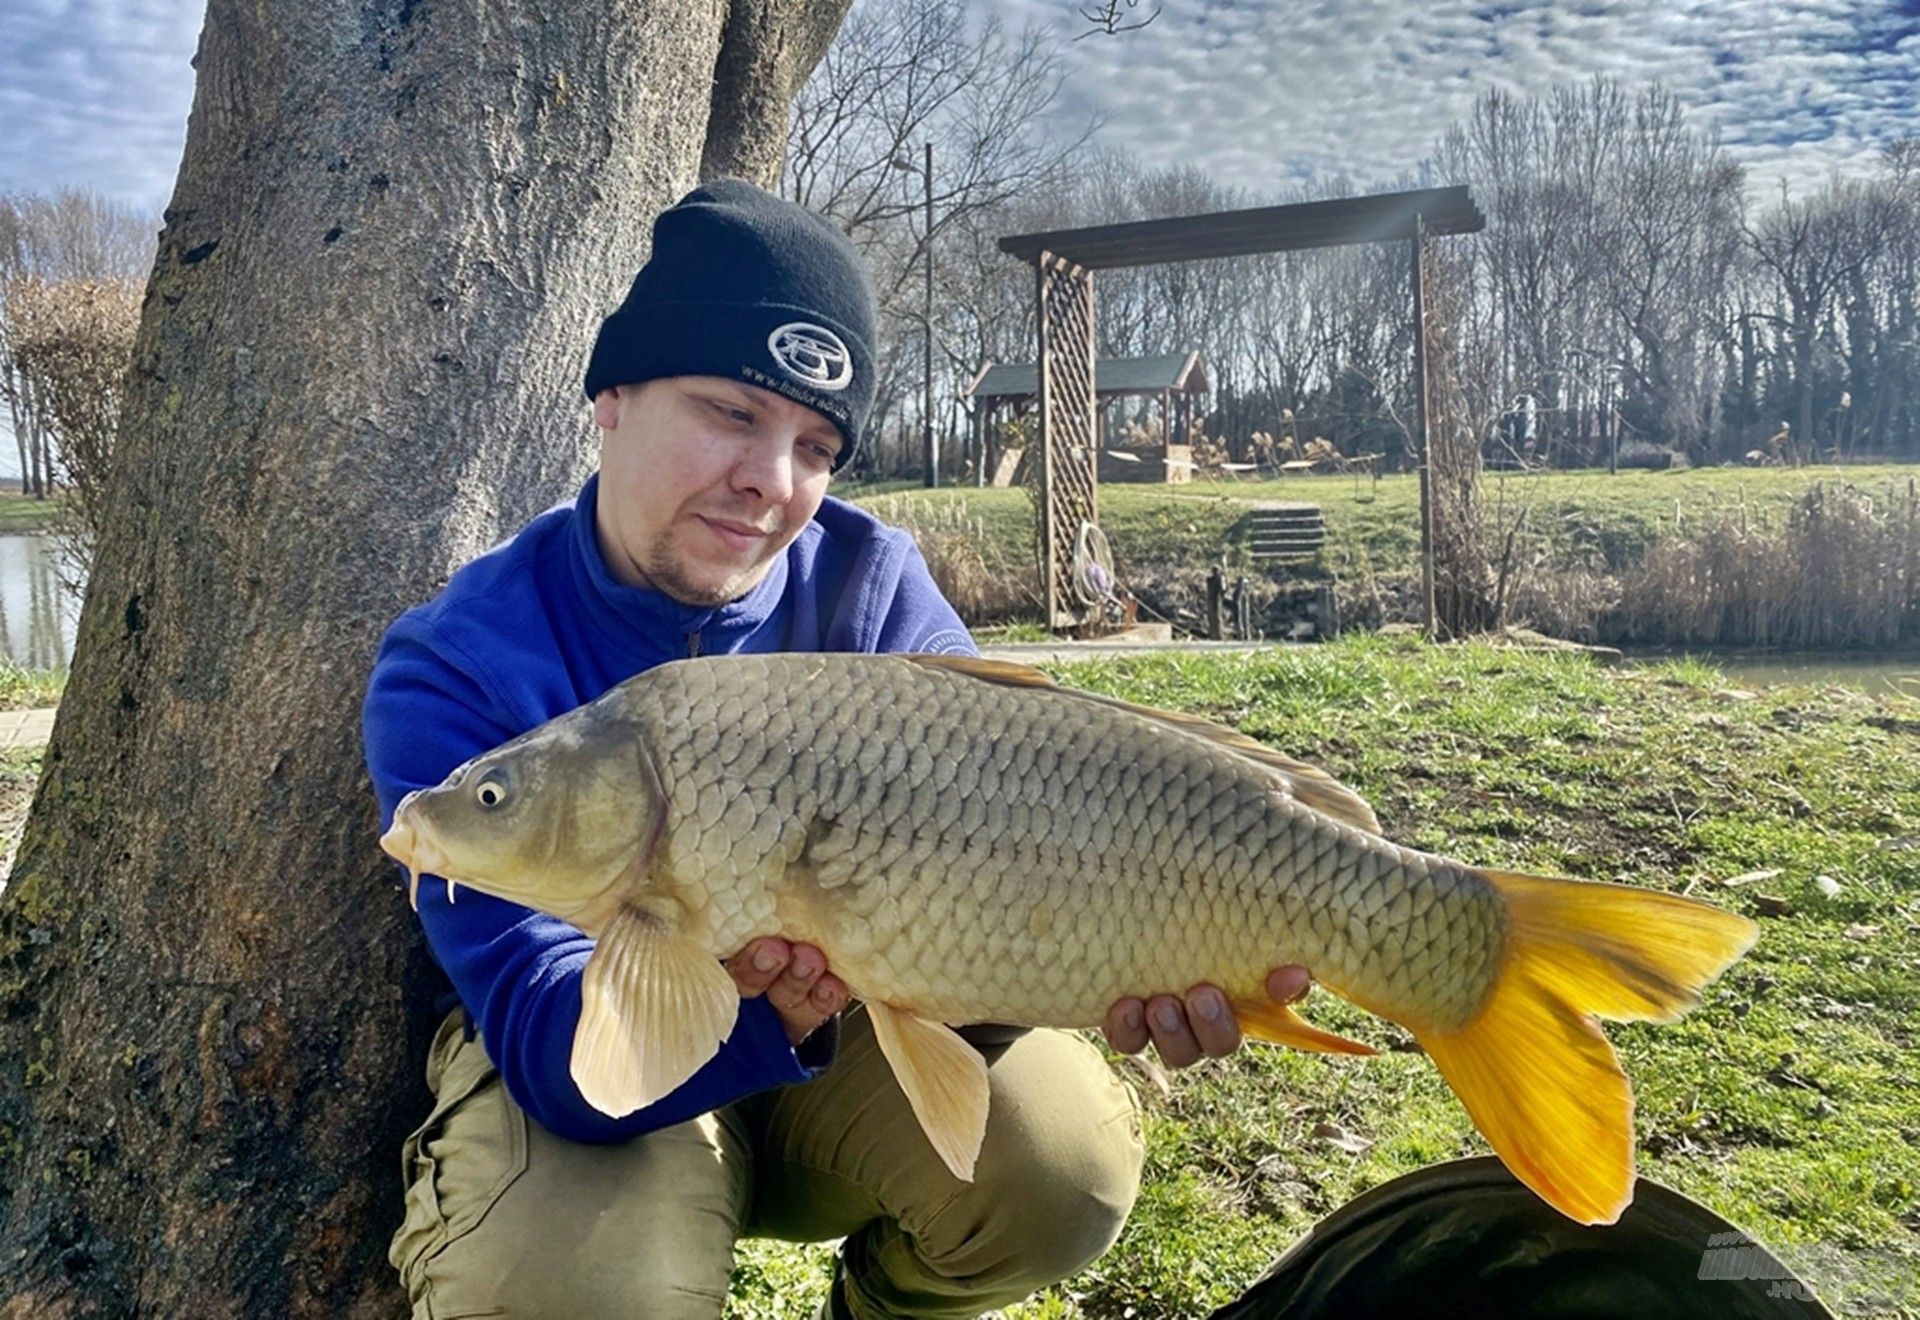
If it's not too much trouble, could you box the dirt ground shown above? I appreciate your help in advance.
[0,749,42,883]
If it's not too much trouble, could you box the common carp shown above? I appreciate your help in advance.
[378,653,1757,1225]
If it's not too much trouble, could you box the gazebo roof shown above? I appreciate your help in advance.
[965,351,1208,402]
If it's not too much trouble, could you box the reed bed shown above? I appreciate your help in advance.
[1612,478,1917,647]
[1502,478,1918,648]
[861,494,1039,625]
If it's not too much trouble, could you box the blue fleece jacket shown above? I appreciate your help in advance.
[363,474,976,1142]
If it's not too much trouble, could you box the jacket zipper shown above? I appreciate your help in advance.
[687,630,703,658]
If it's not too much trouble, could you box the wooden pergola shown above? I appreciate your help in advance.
[998,185,1485,632]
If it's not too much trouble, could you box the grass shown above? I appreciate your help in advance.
[0,491,66,535]
[0,660,63,712]
[724,637,1920,1318]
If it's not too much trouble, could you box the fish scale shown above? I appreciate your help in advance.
[639,657,1499,1031]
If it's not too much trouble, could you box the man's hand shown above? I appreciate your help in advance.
[1102,966,1312,1070]
[727,937,848,1046]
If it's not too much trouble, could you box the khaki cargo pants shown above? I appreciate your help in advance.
[390,1005,1145,1319]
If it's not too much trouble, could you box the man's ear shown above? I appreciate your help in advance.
[592,386,622,431]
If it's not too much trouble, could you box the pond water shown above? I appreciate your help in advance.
[1623,649,1920,699]
[0,534,81,670]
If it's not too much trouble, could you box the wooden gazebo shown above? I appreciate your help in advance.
[963,351,1210,484]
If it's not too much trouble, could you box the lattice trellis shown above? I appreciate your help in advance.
[1035,252,1099,630]
[1416,227,1497,638]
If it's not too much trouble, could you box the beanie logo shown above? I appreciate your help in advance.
[768,322,854,393]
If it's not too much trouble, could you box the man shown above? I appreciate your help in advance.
[364,180,1310,1318]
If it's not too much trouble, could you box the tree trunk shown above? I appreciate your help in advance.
[0,1,849,1315]
[5,366,29,495]
[1793,328,1816,467]
[19,372,46,499]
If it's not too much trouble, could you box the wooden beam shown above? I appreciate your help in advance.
[1413,218,1437,640]
[1000,186,1484,270]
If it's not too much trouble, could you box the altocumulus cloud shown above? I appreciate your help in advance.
[994,0,1920,199]
[1,0,1915,209]
[0,0,202,210]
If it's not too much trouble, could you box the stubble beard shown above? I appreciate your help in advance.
[634,526,780,607]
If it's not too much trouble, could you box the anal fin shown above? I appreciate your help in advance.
[1230,996,1377,1056]
[865,1000,991,1182]
[571,905,740,1117]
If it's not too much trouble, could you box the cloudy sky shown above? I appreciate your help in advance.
[3,0,1916,219]
[1030,0,1919,200]
[3,0,1920,220]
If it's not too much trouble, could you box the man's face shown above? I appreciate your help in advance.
[592,376,843,606]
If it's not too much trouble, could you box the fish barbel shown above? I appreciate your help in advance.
[379,653,1756,1225]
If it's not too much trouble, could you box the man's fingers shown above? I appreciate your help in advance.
[809,973,847,1017]
[1184,985,1243,1058]
[781,972,848,1045]
[727,936,790,997]
[768,943,827,1011]
[1267,965,1312,1005]
[1104,997,1149,1055]
[1145,994,1203,1070]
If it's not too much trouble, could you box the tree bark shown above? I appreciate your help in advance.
[0,0,848,1314]
[702,0,846,185]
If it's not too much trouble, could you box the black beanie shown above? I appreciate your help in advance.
[584,180,878,468]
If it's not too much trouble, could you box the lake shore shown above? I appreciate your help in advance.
[0,490,67,535]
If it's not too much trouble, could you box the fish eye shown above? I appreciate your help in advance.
[474,772,511,810]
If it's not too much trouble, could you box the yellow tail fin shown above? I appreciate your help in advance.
[1418,869,1758,1226]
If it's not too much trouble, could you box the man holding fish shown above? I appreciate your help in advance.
[365,180,1315,1319]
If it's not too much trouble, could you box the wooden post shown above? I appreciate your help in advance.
[1412,216,1437,639]
[972,399,986,487]
[1035,253,1056,627]
[1207,563,1224,640]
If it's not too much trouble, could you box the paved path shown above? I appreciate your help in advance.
[0,707,55,749]
[979,640,1270,664]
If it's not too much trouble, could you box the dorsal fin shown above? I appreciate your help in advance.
[907,654,1058,687]
[902,654,1382,835]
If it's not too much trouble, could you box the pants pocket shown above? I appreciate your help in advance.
[389,1017,530,1305]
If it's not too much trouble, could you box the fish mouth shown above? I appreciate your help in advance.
[379,799,427,871]
[380,802,454,909]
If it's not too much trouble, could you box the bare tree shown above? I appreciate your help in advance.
[0,1,851,1312]
[785,0,1095,474]
[2,276,141,575]
[0,191,154,496]
[1596,87,1740,461]
[1743,176,1898,464]
[1077,0,1161,39]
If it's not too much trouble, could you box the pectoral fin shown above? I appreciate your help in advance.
[1230,996,1377,1056]
[865,1000,991,1182]
[571,905,740,1117]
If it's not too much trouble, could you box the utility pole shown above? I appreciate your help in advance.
[921,141,936,488]
[891,144,938,488]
